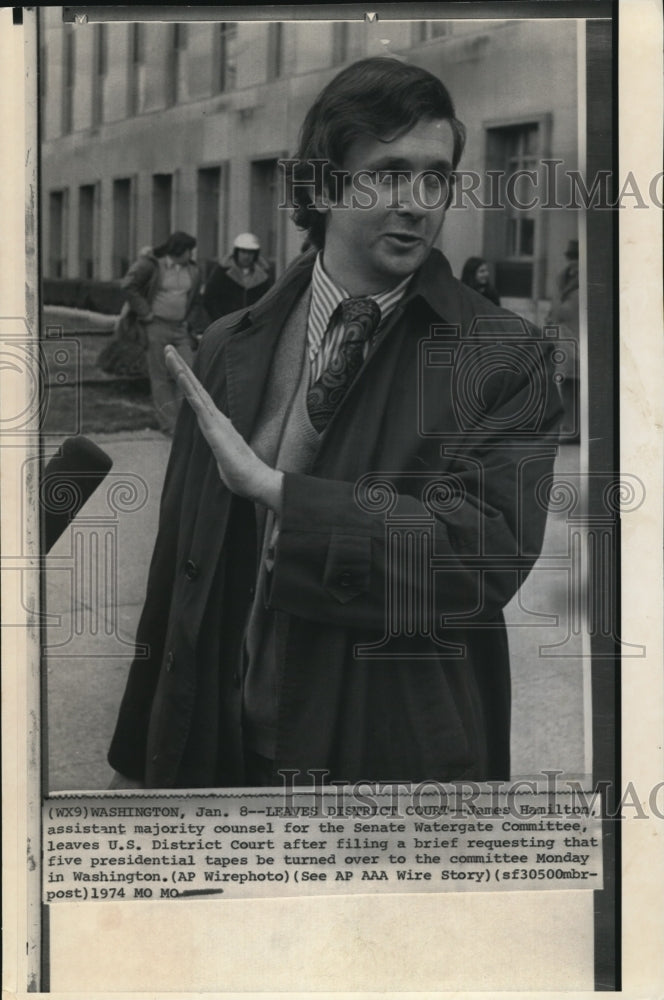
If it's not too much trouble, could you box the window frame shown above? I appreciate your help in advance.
[91,24,107,127]
[48,188,70,278]
[482,112,553,301]
[127,22,145,117]
[61,26,75,135]
[331,21,349,67]
[266,22,285,82]
[214,22,238,94]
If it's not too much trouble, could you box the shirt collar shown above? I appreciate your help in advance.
[239,247,465,337]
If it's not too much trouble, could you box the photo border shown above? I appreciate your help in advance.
[2,1,663,996]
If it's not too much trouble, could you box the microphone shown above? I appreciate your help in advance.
[42,436,113,553]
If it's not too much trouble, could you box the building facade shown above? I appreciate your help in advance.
[41,10,580,319]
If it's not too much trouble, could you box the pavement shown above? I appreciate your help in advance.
[44,434,585,791]
[44,429,171,791]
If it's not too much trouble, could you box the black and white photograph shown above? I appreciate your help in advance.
[40,7,593,790]
[1,2,663,996]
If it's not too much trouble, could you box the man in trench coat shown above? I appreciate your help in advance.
[108,58,563,789]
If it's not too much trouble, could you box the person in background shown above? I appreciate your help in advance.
[546,238,580,438]
[120,232,202,435]
[461,256,501,305]
[202,232,273,322]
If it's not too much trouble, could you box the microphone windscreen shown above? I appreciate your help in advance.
[42,436,113,552]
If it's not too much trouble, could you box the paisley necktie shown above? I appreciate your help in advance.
[306,296,382,433]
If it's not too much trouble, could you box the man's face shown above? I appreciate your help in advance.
[173,249,192,265]
[236,248,256,269]
[322,117,455,294]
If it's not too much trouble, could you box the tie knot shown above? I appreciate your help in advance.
[340,296,382,342]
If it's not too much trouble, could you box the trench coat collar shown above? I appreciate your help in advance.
[405,247,465,327]
[223,247,464,436]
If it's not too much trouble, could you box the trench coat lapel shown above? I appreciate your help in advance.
[223,252,316,438]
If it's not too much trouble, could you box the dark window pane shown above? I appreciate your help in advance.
[521,218,535,256]
[495,260,533,297]
[523,125,539,155]
[218,23,237,92]
[507,218,518,256]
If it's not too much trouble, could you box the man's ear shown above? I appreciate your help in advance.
[313,176,336,216]
[317,168,349,214]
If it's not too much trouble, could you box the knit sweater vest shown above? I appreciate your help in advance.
[243,289,320,756]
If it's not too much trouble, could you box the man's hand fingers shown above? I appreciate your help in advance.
[162,346,281,511]
[164,346,218,421]
[164,346,240,459]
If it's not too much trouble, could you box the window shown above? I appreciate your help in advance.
[112,177,134,278]
[331,22,349,66]
[49,190,69,278]
[504,124,538,258]
[267,22,284,81]
[152,174,173,246]
[62,27,75,134]
[168,22,188,105]
[196,167,226,262]
[215,23,237,93]
[485,121,542,299]
[414,21,451,43]
[91,24,107,126]
[78,184,98,278]
[127,23,146,116]
[197,167,223,264]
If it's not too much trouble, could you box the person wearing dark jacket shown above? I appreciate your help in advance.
[109,58,562,790]
[120,232,202,434]
[202,233,273,321]
[461,256,501,305]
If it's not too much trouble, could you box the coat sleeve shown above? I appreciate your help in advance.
[121,257,157,318]
[266,354,564,631]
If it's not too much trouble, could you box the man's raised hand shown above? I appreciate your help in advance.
[164,345,283,512]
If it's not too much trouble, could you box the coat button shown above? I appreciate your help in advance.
[232,672,241,689]
[165,651,174,671]
[338,571,353,587]
[248,585,255,598]
[185,559,199,581]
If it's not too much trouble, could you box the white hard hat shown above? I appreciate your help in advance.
[233,232,261,251]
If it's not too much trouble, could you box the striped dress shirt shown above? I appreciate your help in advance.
[307,252,412,384]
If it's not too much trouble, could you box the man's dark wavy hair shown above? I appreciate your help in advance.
[291,57,466,249]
